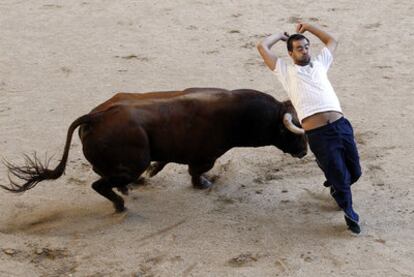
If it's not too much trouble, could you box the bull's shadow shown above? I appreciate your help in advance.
[0,200,140,236]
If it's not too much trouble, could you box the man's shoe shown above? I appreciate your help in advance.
[323,180,330,187]
[330,186,336,197]
[344,215,361,234]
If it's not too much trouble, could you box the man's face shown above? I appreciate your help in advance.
[289,39,311,66]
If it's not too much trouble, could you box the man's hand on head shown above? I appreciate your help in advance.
[281,32,290,41]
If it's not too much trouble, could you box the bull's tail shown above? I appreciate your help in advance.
[1,113,95,193]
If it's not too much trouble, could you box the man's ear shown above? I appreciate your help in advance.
[288,51,293,57]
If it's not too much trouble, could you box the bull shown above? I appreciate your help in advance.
[1,88,307,212]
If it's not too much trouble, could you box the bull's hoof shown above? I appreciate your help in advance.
[193,176,213,190]
[117,185,129,195]
[146,162,166,178]
[129,177,146,188]
[114,205,127,213]
[113,199,126,213]
[146,164,158,177]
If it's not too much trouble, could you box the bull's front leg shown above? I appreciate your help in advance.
[188,161,215,189]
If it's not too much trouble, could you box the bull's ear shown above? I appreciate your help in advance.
[283,113,305,135]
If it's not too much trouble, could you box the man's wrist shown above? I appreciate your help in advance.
[302,23,312,32]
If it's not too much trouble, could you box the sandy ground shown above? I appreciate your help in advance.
[1,0,413,276]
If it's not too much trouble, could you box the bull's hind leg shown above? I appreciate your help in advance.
[188,161,215,189]
[93,160,150,212]
[86,124,151,212]
[92,178,127,212]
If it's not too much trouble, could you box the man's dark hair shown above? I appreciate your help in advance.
[287,34,310,52]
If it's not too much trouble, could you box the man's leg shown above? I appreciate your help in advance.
[321,149,359,219]
[324,155,360,234]
[308,129,361,233]
[342,119,362,185]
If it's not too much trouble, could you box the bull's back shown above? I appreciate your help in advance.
[82,88,279,163]
[90,88,230,113]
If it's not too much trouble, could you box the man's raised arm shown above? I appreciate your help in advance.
[257,32,289,71]
[296,23,338,54]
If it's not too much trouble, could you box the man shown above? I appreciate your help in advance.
[257,23,362,234]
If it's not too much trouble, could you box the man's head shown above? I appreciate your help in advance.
[287,34,311,66]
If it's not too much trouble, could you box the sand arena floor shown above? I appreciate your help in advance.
[0,1,413,276]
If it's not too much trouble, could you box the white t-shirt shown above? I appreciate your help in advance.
[273,47,342,122]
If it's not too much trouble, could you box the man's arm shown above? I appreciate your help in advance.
[256,32,289,71]
[296,23,338,54]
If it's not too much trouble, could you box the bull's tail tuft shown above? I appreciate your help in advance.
[1,153,61,193]
[1,113,94,193]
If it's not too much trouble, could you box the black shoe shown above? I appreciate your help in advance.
[323,180,331,187]
[344,215,361,234]
[330,186,336,197]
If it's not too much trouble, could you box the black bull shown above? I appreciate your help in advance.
[1,88,307,212]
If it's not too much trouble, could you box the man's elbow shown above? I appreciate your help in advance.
[257,42,269,57]
[256,41,264,52]
[327,38,338,52]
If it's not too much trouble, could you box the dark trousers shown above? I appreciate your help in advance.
[306,117,362,222]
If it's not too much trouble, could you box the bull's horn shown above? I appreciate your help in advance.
[283,113,305,135]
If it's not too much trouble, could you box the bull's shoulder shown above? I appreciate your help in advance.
[183,87,229,94]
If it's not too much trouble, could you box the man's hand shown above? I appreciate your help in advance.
[281,32,290,41]
[295,23,337,54]
[296,23,309,33]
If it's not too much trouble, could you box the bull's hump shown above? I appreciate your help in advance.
[179,90,230,102]
[123,88,232,105]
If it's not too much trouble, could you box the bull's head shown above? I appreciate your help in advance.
[275,101,308,158]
